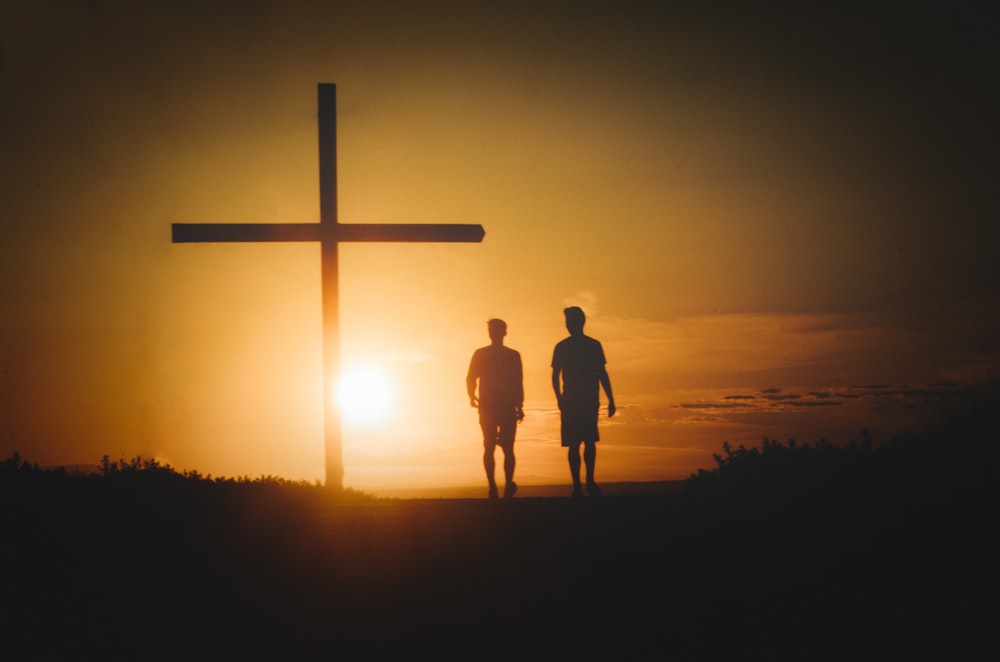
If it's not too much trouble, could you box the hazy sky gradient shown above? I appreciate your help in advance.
[2,1,997,492]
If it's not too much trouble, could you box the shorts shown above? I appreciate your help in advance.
[560,406,600,446]
[480,410,517,451]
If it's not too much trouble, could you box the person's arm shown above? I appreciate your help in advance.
[599,367,616,417]
[515,353,525,420]
[466,355,479,408]
[551,367,562,409]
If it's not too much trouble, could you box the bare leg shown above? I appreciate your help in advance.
[503,447,515,485]
[501,448,517,498]
[484,447,496,489]
[583,442,596,483]
[584,442,600,496]
[499,418,517,498]
[482,422,499,499]
[568,443,583,496]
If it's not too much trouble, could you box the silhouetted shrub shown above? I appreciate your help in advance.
[685,381,998,519]
[685,430,875,508]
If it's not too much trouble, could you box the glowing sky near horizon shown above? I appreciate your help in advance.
[1,1,998,492]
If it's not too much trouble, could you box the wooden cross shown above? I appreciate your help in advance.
[173,83,485,489]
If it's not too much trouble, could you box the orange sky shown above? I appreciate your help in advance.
[2,1,998,494]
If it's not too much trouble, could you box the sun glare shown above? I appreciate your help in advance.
[336,366,394,426]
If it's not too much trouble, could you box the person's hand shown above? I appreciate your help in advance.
[515,407,525,422]
[608,401,616,417]
[469,395,479,409]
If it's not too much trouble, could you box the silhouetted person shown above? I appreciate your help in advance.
[552,306,616,497]
[467,318,524,499]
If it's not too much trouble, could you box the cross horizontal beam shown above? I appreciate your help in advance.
[172,222,485,244]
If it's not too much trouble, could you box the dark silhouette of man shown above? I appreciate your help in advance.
[551,306,616,497]
[467,318,524,499]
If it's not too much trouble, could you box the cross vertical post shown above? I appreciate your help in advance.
[172,83,485,489]
[318,84,342,488]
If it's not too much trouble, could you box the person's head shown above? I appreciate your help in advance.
[563,306,586,335]
[487,318,507,344]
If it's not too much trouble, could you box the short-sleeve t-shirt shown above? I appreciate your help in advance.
[467,345,523,415]
[551,334,607,411]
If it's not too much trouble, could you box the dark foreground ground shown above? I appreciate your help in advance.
[2,486,991,661]
[3,402,996,660]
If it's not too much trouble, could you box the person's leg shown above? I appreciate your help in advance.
[584,441,600,496]
[502,448,517,499]
[503,450,515,485]
[568,442,583,496]
[498,418,517,497]
[583,441,596,483]
[481,421,499,498]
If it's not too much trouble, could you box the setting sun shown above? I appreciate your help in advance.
[337,366,394,427]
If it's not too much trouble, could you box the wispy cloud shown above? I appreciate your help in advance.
[675,383,982,422]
